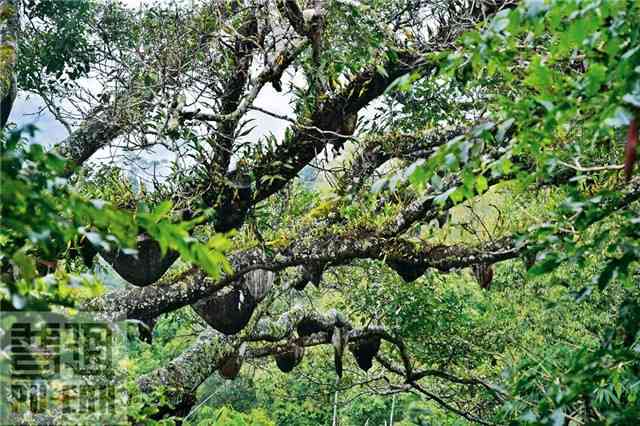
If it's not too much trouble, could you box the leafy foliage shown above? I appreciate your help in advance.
[4,0,640,425]
[0,126,230,310]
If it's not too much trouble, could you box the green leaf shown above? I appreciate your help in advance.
[528,255,560,276]
[408,162,428,186]
[12,250,37,281]
[584,63,607,96]
[475,175,489,194]
[525,58,553,93]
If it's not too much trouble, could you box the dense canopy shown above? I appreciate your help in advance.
[1,0,640,424]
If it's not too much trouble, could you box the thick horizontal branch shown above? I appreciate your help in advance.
[58,3,516,293]
[86,160,640,323]
[86,228,521,322]
[137,307,344,409]
[54,108,125,175]
[137,306,498,422]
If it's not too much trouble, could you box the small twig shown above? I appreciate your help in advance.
[248,105,360,142]
[557,160,623,173]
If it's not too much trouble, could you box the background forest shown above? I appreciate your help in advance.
[1,0,640,425]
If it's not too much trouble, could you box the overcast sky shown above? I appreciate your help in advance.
[11,0,299,183]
